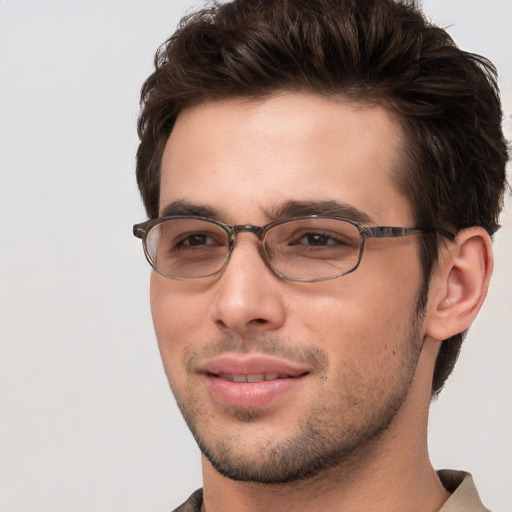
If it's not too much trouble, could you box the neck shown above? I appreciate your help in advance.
[201,438,447,512]
[201,339,449,512]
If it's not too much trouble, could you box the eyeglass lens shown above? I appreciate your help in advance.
[145,218,362,280]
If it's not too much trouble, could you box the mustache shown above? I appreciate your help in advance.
[185,335,329,374]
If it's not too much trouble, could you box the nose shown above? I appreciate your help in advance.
[210,236,287,336]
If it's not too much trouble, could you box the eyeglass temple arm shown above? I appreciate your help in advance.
[364,226,426,239]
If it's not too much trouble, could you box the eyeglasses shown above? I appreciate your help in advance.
[133,215,427,282]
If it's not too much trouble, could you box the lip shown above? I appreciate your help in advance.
[199,355,311,409]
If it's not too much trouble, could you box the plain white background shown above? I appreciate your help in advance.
[0,1,510,511]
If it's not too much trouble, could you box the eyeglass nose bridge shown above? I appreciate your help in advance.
[222,223,274,275]
[227,224,268,257]
[231,224,264,237]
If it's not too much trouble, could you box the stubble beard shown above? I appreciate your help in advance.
[166,295,426,485]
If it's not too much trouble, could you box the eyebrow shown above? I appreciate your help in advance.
[159,199,373,224]
[268,200,373,224]
[160,200,220,219]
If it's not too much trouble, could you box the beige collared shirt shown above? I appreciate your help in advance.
[172,470,490,511]
[438,470,490,512]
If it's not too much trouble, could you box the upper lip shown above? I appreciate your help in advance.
[198,355,311,379]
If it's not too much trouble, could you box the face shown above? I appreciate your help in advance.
[151,92,426,483]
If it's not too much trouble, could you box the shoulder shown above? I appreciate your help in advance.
[171,488,203,512]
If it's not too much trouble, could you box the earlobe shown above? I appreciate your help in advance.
[425,227,494,341]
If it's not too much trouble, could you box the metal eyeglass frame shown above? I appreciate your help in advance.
[133,215,427,282]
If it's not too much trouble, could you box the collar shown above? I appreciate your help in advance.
[437,470,490,512]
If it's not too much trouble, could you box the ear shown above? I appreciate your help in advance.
[424,227,494,341]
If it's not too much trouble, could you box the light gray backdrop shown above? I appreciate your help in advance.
[0,1,511,511]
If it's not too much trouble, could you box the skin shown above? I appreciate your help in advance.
[149,92,493,512]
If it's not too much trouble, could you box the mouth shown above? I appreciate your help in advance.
[199,356,311,409]
[212,372,307,383]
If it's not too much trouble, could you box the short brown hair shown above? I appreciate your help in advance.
[136,0,508,395]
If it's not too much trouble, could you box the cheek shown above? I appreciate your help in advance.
[291,262,422,361]
[150,274,208,376]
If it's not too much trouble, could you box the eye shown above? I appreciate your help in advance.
[289,230,352,248]
[296,232,342,247]
[178,233,218,247]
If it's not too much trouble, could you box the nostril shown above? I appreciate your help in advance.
[215,319,229,330]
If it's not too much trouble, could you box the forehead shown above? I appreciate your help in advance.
[160,92,411,224]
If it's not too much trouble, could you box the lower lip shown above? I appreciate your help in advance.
[206,374,307,409]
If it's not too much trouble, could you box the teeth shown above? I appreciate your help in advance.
[217,373,288,382]
[246,374,265,382]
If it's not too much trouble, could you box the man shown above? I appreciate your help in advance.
[133,1,508,510]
